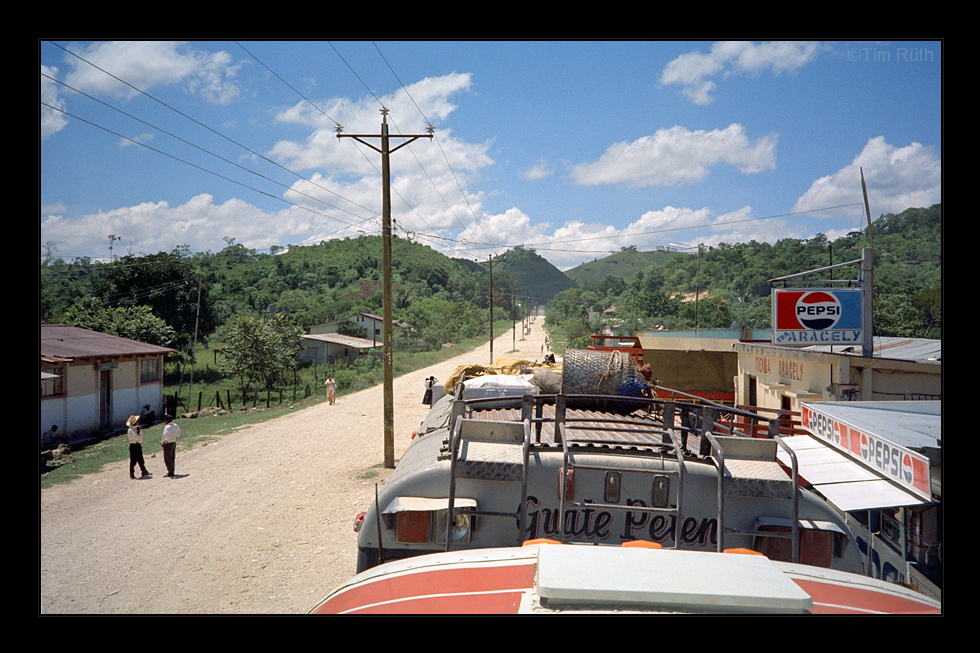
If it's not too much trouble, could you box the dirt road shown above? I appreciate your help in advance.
[40,319,551,614]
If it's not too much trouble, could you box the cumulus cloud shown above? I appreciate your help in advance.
[569,124,776,188]
[522,158,553,180]
[42,42,243,139]
[661,41,822,105]
[40,194,322,258]
[452,207,549,256]
[792,136,941,219]
[59,41,243,104]
[40,65,68,138]
[270,72,490,178]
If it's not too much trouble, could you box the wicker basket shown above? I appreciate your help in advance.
[560,348,648,398]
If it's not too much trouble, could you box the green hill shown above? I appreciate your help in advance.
[564,247,677,286]
[40,204,941,352]
[547,204,942,343]
[494,246,578,306]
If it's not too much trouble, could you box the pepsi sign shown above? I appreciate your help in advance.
[800,403,931,501]
[772,289,863,346]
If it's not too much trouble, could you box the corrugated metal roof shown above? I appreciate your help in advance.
[301,333,382,349]
[41,324,174,360]
[803,336,941,363]
[470,403,677,450]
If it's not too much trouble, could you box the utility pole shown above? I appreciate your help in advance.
[860,167,875,358]
[489,255,494,364]
[484,255,506,365]
[337,108,433,469]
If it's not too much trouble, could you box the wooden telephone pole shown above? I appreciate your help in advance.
[337,108,432,468]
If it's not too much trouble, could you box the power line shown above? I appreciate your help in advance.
[49,41,377,221]
[42,101,381,235]
[42,72,376,227]
[370,41,496,248]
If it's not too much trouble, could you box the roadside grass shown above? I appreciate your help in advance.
[41,322,518,490]
[39,403,302,490]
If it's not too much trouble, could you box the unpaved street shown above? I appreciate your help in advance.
[40,320,550,614]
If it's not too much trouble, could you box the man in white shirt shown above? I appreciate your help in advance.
[161,414,180,478]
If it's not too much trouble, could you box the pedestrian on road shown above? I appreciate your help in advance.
[161,414,180,477]
[325,375,337,405]
[126,415,150,479]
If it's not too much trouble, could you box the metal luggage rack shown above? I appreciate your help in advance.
[452,388,781,453]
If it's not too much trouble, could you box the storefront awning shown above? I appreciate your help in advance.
[778,435,925,511]
[779,401,939,512]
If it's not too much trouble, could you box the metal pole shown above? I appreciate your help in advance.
[489,255,494,365]
[862,247,874,358]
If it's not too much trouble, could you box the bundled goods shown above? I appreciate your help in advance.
[560,348,652,411]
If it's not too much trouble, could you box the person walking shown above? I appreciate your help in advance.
[161,414,180,477]
[126,415,150,479]
[325,374,337,405]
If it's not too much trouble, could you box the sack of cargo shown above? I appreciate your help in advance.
[530,367,562,394]
[461,374,537,397]
[444,358,559,395]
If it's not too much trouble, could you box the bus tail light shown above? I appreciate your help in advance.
[396,511,431,543]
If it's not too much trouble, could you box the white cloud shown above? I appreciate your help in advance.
[40,65,68,138]
[270,73,488,178]
[662,41,822,105]
[453,207,549,256]
[569,124,776,188]
[522,157,553,180]
[792,136,941,219]
[40,194,324,258]
[60,41,243,104]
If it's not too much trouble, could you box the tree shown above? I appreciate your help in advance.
[63,297,176,347]
[402,297,484,350]
[222,314,302,398]
[97,249,218,352]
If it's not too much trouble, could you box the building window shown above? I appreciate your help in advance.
[41,363,64,397]
[140,357,161,383]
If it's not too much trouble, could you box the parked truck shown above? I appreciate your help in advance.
[352,349,862,578]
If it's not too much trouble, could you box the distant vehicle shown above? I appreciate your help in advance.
[587,333,644,364]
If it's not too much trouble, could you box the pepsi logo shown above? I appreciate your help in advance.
[795,291,842,330]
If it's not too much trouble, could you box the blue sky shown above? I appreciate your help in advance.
[40,40,942,270]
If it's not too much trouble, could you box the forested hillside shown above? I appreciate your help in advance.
[40,234,530,406]
[41,235,521,351]
[40,204,941,362]
[494,245,577,307]
[546,204,941,348]
[564,247,676,287]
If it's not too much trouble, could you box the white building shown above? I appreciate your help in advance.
[41,324,174,445]
[299,332,382,366]
[734,337,941,414]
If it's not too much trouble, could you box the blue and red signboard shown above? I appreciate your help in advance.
[772,289,863,346]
